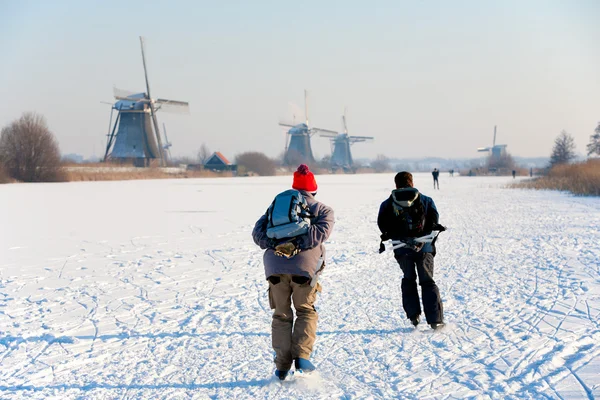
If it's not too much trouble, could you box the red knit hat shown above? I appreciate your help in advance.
[292,164,318,192]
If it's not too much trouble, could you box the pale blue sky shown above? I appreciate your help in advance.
[1,0,599,160]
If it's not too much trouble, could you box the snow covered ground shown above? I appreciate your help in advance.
[1,173,599,399]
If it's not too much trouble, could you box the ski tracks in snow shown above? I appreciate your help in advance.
[1,175,600,399]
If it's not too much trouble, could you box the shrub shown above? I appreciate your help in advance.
[236,152,276,176]
[0,113,65,182]
[514,159,600,196]
[371,154,390,173]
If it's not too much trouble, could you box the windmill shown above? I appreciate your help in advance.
[103,37,189,167]
[319,108,374,171]
[279,90,338,166]
[477,125,507,159]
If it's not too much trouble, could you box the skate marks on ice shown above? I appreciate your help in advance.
[1,175,600,398]
[0,230,279,399]
[310,182,600,398]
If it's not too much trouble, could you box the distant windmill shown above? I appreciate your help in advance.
[103,37,189,167]
[477,125,507,158]
[319,108,374,171]
[279,90,338,165]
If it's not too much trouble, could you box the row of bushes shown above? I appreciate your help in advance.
[515,159,600,196]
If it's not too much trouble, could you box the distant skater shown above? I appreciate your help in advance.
[432,168,440,190]
[512,170,516,179]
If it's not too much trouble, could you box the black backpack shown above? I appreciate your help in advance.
[390,188,426,238]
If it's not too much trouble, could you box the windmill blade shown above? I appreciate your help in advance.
[279,122,296,128]
[113,87,140,99]
[139,36,166,166]
[162,123,172,160]
[155,98,190,114]
[304,89,309,126]
[349,136,374,144]
[343,107,348,134]
[114,95,150,103]
[162,123,172,148]
[348,135,374,141]
[310,127,339,136]
[318,132,338,138]
[156,98,189,107]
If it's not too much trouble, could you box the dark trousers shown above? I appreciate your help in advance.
[394,251,443,324]
[433,178,439,189]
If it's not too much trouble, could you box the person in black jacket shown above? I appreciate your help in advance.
[432,168,440,189]
[378,171,445,330]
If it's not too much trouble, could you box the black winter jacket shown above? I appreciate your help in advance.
[377,191,439,254]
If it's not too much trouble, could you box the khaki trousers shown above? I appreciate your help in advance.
[268,274,321,371]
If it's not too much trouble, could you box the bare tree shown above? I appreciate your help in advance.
[0,162,10,183]
[550,130,577,167]
[236,152,276,176]
[371,154,390,173]
[0,113,64,182]
[487,152,516,171]
[197,143,211,164]
[319,154,332,169]
[587,122,600,157]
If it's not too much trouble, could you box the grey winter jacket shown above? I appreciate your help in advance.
[252,191,335,280]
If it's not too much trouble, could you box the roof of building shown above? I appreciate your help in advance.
[205,152,231,165]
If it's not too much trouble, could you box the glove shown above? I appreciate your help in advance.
[432,223,446,232]
[274,241,300,259]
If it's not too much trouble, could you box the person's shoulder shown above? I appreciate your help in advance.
[310,198,333,213]
[418,192,435,205]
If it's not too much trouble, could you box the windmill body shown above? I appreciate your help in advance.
[109,94,160,162]
[331,134,353,168]
[284,123,315,165]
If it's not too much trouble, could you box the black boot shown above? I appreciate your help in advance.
[410,315,420,327]
[430,322,445,331]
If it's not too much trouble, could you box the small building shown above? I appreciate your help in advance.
[204,152,237,172]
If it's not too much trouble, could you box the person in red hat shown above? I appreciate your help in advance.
[252,164,335,380]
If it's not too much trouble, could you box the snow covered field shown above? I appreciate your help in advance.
[1,173,599,399]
